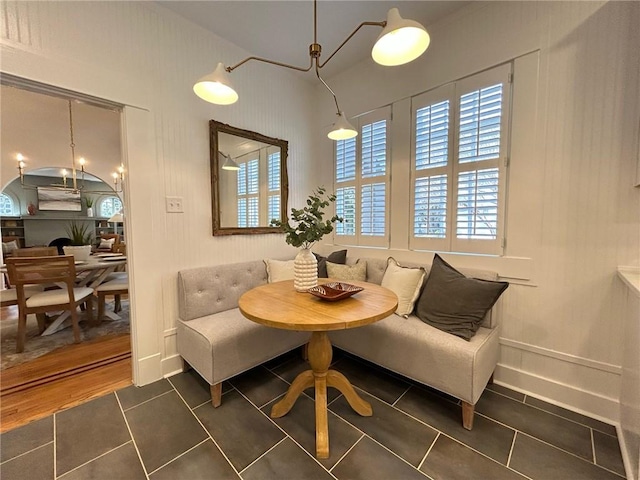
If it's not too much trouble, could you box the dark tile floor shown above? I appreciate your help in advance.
[0,350,627,480]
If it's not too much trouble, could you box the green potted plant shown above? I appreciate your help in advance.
[84,195,95,217]
[271,186,342,291]
[63,220,94,261]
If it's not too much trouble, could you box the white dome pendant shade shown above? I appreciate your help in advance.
[221,152,240,171]
[193,62,239,105]
[372,8,430,67]
[328,112,358,140]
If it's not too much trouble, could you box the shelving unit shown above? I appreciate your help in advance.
[94,219,124,237]
[1,217,25,247]
[1,216,124,247]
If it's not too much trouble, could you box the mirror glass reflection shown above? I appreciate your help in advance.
[210,121,288,235]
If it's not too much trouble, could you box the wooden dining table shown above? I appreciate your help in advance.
[238,279,397,459]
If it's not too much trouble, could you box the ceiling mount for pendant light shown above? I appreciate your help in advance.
[193,0,430,140]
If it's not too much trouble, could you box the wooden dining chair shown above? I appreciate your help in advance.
[5,255,94,353]
[94,276,128,324]
[13,246,59,257]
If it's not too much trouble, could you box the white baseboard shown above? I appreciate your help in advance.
[162,353,185,379]
[495,363,620,424]
[618,425,640,480]
[133,352,163,386]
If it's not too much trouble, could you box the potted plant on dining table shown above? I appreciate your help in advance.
[63,220,94,262]
[271,186,343,292]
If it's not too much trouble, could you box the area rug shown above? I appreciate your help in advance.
[1,302,130,370]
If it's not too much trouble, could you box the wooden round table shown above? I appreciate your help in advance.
[239,279,397,458]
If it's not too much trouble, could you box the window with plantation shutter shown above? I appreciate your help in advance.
[411,63,511,255]
[334,107,390,247]
[236,156,260,228]
[268,151,280,191]
[268,195,280,224]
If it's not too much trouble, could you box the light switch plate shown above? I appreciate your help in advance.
[166,196,184,213]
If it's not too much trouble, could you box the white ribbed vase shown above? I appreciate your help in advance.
[293,248,318,292]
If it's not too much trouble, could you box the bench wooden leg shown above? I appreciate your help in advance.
[210,383,222,407]
[301,343,309,361]
[462,401,475,430]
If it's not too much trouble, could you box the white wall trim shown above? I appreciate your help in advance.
[164,328,177,338]
[495,364,620,424]
[500,338,622,375]
[162,353,184,379]
[135,353,163,386]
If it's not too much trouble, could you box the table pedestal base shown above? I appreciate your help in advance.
[270,331,372,459]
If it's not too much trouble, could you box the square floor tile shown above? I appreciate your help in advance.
[194,389,284,471]
[476,390,593,460]
[331,356,410,405]
[1,416,52,462]
[421,434,526,480]
[125,390,208,473]
[241,438,334,480]
[117,379,174,410]
[593,430,626,476]
[229,366,290,408]
[168,370,214,408]
[263,393,362,469]
[524,396,618,436]
[150,440,239,480]
[329,390,438,467]
[332,436,428,480]
[0,443,53,480]
[509,432,621,480]
[59,442,146,480]
[56,393,131,476]
[395,386,514,465]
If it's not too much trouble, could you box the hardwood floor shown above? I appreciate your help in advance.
[0,306,132,433]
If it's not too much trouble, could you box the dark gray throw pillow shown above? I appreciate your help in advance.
[415,254,508,341]
[314,250,347,278]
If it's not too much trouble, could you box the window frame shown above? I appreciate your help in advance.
[0,193,16,216]
[410,63,512,255]
[334,107,391,248]
[98,195,123,218]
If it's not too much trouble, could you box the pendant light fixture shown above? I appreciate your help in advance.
[193,1,430,140]
[220,152,240,171]
[16,99,125,194]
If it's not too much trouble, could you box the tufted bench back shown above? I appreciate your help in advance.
[178,260,268,321]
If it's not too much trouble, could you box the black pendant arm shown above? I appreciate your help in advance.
[317,20,386,69]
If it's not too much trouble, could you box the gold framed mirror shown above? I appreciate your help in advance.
[210,120,288,235]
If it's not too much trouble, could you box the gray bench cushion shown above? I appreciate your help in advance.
[177,308,309,385]
[329,313,500,405]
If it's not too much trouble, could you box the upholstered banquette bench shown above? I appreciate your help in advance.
[177,260,309,407]
[329,256,505,430]
[177,255,505,430]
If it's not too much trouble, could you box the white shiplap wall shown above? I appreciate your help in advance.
[314,0,640,422]
[0,2,318,382]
